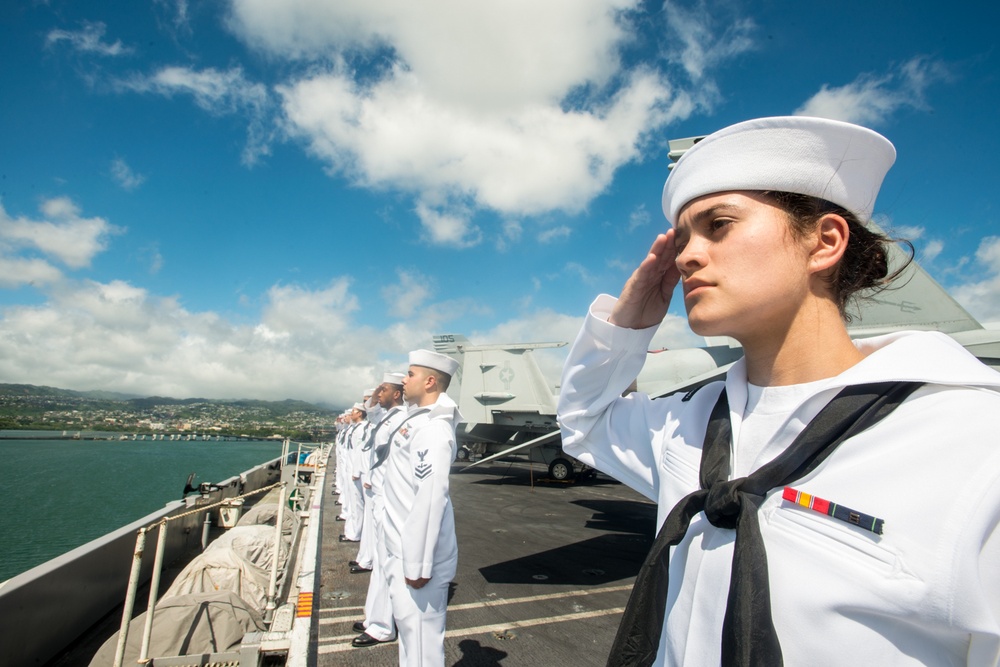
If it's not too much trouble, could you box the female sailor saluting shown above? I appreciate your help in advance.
[557,116,1000,667]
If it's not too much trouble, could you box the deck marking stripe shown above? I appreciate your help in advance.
[296,592,313,618]
[317,583,632,619]
[317,606,626,653]
[318,604,365,614]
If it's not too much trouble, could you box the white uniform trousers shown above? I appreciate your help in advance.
[355,485,376,568]
[335,453,347,514]
[385,554,451,667]
[362,502,396,641]
[343,477,364,541]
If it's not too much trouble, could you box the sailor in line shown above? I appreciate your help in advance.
[382,349,463,667]
[352,371,409,647]
[341,403,370,543]
[557,116,1000,666]
[334,411,351,518]
[353,388,383,571]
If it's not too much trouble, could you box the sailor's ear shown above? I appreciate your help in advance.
[807,213,849,275]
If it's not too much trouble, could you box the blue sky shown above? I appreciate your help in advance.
[1,0,998,406]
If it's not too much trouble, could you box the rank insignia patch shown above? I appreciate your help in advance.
[415,449,432,479]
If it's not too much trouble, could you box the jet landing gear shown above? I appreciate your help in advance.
[548,458,574,482]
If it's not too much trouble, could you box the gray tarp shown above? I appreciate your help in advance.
[159,518,294,611]
[88,591,265,666]
[237,502,300,534]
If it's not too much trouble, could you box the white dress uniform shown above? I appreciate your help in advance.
[558,295,1000,666]
[360,403,409,641]
[335,424,349,518]
[355,403,388,568]
[344,420,371,542]
[383,393,462,667]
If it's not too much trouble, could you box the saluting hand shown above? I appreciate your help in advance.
[610,231,681,330]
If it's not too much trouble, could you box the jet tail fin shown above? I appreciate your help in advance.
[848,236,983,336]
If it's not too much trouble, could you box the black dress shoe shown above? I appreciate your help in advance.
[335,516,345,521]
[338,535,358,543]
[352,621,366,633]
[352,632,392,647]
[348,560,359,566]
[350,565,373,574]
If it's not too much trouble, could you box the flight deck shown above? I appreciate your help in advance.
[316,460,655,666]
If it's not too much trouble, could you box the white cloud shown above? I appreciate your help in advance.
[111,157,146,190]
[628,203,651,233]
[607,258,634,273]
[280,65,679,219]
[564,261,600,286]
[0,257,63,289]
[382,269,433,318]
[795,56,950,126]
[0,276,403,406]
[414,203,482,248]
[920,239,944,263]
[894,225,925,240]
[46,21,132,56]
[121,66,274,166]
[538,226,571,244]
[155,0,192,34]
[0,198,122,274]
[260,279,358,337]
[250,0,756,230]
[496,220,523,252]
[230,0,632,110]
[663,0,756,84]
[951,236,1000,323]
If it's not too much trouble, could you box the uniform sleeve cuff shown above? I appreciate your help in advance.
[586,294,660,353]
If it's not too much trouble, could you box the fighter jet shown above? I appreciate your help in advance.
[430,334,581,480]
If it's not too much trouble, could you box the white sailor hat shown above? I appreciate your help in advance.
[662,116,896,225]
[382,371,406,385]
[363,387,375,396]
[352,402,366,411]
[408,349,460,377]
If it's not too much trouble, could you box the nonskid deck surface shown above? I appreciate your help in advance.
[317,461,656,666]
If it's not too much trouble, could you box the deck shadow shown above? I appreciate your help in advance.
[452,639,509,666]
[458,462,620,488]
[571,498,656,535]
[478,533,653,586]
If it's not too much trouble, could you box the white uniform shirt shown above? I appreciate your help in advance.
[368,405,408,494]
[349,421,372,480]
[383,393,463,581]
[558,294,1000,667]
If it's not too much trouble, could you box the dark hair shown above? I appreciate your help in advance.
[429,369,452,392]
[760,191,914,322]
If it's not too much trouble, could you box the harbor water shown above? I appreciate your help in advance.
[0,435,287,582]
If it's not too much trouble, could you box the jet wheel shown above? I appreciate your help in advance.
[548,458,574,481]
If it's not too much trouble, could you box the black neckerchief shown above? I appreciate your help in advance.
[363,405,405,453]
[608,380,923,667]
[370,407,431,470]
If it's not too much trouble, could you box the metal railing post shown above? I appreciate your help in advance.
[138,521,168,664]
[200,510,211,551]
[112,527,147,667]
[264,484,287,623]
[293,439,301,483]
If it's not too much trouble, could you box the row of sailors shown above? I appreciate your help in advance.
[332,348,463,667]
